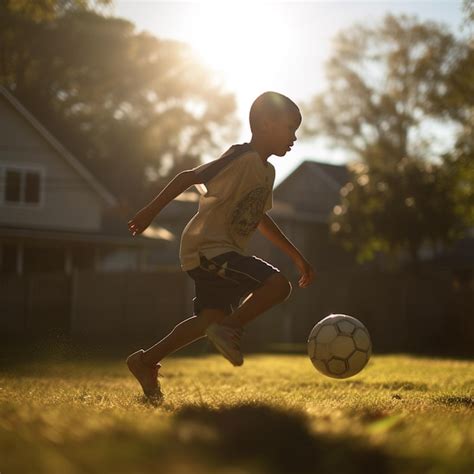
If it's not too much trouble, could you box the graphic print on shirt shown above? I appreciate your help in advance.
[228,186,270,242]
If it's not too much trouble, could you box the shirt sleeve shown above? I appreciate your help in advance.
[193,144,253,185]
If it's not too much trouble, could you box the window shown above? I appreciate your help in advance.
[5,170,21,202]
[3,168,41,205]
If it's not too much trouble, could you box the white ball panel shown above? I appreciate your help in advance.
[353,328,371,351]
[315,325,338,343]
[314,342,331,360]
[330,335,355,359]
[346,350,369,377]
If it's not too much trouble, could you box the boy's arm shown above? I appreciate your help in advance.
[257,213,315,288]
[128,170,199,236]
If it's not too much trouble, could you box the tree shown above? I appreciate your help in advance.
[331,159,464,265]
[304,15,463,169]
[2,0,111,23]
[304,15,471,265]
[464,0,474,26]
[432,1,474,228]
[0,3,238,206]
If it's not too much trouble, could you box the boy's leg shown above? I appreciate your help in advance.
[206,273,292,365]
[127,308,226,397]
[142,308,226,365]
[224,273,292,328]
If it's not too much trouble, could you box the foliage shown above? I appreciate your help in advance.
[304,14,472,264]
[432,15,474,227]
[331,158,465,263]
[0,2,238,205]
[304,15,460,168]
[0,354,473,474]
[3,0,112,23]
[464,0,474,25]
[443,140,474,227]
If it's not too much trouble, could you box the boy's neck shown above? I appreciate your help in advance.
[248,137,271,163]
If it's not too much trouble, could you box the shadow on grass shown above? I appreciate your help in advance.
[1,401,435,474]
[170,403,392,474]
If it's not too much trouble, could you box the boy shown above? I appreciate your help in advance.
[127,91,315,398]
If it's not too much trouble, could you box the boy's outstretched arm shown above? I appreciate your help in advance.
[128,170,199,236]
[257,213,316,288]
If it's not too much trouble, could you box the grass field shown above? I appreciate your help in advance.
[0,353,473,474]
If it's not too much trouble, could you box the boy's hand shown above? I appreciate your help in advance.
[294,257,316,288]
[128,207,155,236]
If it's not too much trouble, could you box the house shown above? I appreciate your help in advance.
[249,160,355,273]
[0,86,170,274]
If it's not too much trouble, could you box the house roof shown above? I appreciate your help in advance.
[0,86,117,206]
[272,160,349,223]
[274,160,349,194]
[304,161,350,189]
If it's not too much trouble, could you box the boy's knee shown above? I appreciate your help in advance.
[197,308,227,326]
[265,273,292,302]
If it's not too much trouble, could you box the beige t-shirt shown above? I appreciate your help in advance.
[179,143,275,271]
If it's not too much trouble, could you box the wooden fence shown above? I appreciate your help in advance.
[1,269,472,354]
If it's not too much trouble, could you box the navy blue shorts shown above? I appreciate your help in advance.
[187,251,280,315]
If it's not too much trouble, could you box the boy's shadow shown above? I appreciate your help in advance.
[173,403,391,474]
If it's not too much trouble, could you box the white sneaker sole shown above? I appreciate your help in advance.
[206,326,244,367]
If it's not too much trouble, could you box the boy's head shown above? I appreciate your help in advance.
[249,91,302,157]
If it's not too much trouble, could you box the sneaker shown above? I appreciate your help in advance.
[126,349,162,399]
[206,324,244,366]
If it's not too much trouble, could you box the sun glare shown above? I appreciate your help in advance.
[189,2,294,102]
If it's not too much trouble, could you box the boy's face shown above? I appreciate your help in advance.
[265,109,301,157]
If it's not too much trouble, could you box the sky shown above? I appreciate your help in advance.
[113,0,466,184]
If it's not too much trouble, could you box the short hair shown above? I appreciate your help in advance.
[249,91,301,133]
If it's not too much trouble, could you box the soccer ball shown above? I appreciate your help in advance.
[307,314,372,379]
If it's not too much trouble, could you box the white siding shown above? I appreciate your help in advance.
[0,96,103,231]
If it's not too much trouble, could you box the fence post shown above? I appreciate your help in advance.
[25,273,32,332]
[70,269,78,337]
